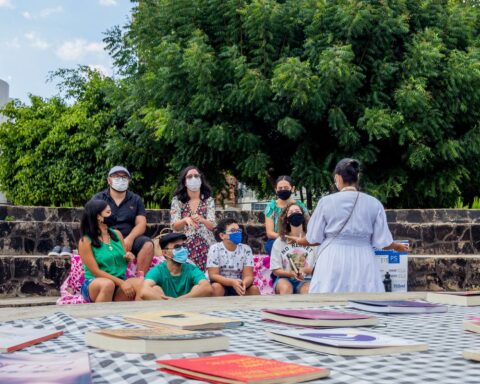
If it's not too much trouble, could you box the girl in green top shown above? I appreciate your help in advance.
[79,200,144,303]
[264,175,309,255]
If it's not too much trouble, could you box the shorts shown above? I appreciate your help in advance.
[80,277,124,302]
[132,235,153,256]
[273,277,311,294]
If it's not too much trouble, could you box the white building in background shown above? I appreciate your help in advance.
[0,79,10,203]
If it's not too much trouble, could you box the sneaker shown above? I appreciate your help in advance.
[60,246,72,257]
[48,245,62,256]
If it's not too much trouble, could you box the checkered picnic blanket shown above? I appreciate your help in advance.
[3,305,480,383]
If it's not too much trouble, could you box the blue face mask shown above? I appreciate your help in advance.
[172,246,189,264]
[228,231,242,245]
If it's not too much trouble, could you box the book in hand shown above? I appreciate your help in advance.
[85,327,229,354]
[427,291,480,306]
[267,328,428,356]
[0,325,63,352]
[463,350,480,362]
[346,300,448,314]
[157,353,330,383]
[463,321,480,334]
[286,249,308,274]
[125,310,243,330]
[0,352,92,384]
[261,309,378,327]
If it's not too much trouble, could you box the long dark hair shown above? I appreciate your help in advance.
[278,203,309,241]
[173,165,212,204]
[275,175,294,189]
[80,200,118,248]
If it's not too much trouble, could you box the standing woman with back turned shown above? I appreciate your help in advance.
[289,159,408,293]
[170,166,216,271]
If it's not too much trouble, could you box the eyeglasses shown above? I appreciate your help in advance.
[165,243,186,250]
[186,174,200,180]
[225,229,242,234]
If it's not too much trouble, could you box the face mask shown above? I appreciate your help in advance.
[288,213,304,227]
[186,177,202,192]
[103,214,117,227]
[111,177,129,192]
[228,231,242,245]
[172,246,189,264]
[277,190,292,200]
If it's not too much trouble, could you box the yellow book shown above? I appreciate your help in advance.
[125,311,243,331]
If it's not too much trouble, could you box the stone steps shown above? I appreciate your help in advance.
[0,253,479,298]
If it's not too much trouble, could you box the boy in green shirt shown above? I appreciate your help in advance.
[141,232,212,299]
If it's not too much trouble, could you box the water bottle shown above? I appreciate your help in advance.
[383,272,392,292]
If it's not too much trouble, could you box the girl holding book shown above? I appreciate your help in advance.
[79,200,144,302]
[207,218,260,296]
[269,203,318,295]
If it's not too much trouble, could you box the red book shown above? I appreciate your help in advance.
[0,326,63,352]
[157,353,330,383]
[261,309,378,327]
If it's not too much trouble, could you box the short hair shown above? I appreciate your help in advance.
[214,218,239,242]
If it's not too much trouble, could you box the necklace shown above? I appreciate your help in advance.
[101,233,113,251]
[341,186,357,192]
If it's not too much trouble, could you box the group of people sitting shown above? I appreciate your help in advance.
[79,159,409,303]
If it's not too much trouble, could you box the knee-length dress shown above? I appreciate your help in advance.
[307,191,393,293]
[170,196,216,271]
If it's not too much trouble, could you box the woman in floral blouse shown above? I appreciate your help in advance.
[170,166,216,271]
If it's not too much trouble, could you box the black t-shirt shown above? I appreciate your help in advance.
[92,189,147,237]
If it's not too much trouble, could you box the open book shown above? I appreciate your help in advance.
[347,300,447,314]
[85,327,229,354]
[427,291,480,306]
[0,326,63,352]
[157,353,330,383]
[267,328,428,356]
[261,309,378,327]
[125,310,243,330]
[0,352,91,384]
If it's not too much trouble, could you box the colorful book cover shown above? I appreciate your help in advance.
[285,249,307,273]
[0,326,63,352]
[0,352,92,384]
[262,309,371,320]
[157,353,329,383]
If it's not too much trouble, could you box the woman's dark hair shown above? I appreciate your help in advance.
[173,165,213,204]
[275,175,294,188]
[214,218,239,242]
[80,200,118,248]
[334,158,360,185]
[278,203,309,241]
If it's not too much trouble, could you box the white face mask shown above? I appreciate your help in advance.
[186,177,202,192]
[111,177,129,192]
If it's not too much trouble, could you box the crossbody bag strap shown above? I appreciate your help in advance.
[311,192,360,272]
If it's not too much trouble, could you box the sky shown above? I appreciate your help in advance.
[0,0,134,103]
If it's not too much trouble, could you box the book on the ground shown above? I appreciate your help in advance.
[346,300,447,314]
[261,309,378,327]
[0,325,63,352]
[0,352,92,384]
[85,327,229,354]
[267,328,428,356]
[463,321,480,334]
[125,310,243,330]
[157,353,330,383]
[427,291,480,306]
[286,249,308,274]
[463,350,480,362]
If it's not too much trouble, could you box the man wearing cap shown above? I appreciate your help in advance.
[92,166,154,275]
[140,232,212,299]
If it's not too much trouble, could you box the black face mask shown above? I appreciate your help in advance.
[103,215,117,227]
[288,213,304,227]
[277,190,292,200]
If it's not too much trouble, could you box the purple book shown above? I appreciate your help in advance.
[261,309,378,327]
[347,300,447,314]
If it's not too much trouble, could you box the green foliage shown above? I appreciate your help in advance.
[3,1,480,208]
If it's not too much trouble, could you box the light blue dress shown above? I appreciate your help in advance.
[307,191,393,293]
